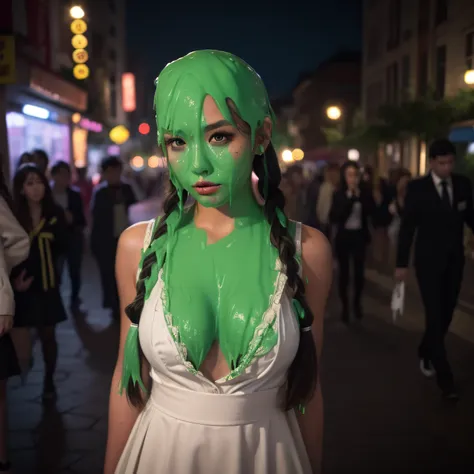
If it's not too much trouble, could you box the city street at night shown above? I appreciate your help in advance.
[5,201,474,474]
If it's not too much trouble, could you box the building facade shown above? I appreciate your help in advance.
[0,0,88,177]
[290,52,361,160]
[362,0,474,176]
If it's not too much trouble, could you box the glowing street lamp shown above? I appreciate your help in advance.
[70,6,85,19]
[292,148,304,161]
[326,106,342,121]
[282,149,294,163]
[464,70,474,85]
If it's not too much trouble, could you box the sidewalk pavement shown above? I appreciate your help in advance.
[6,198,474,473]
[365,267,474,344]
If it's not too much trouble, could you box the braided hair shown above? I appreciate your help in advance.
[125,141,317,411]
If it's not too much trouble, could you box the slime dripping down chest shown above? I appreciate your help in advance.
[164,221,280,373]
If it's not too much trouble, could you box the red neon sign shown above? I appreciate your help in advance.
[122,73,136,112]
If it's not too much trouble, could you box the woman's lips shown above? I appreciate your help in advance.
[193,181,221,195]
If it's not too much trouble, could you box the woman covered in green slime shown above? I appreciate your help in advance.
[105,50,332,474]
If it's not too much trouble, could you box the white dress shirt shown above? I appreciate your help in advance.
[344,191,363,230]
[431,172,453,205]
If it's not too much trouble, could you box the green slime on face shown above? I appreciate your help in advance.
[137,51,295,377]
[154,50,275,209]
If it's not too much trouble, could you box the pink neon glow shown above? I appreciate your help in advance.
[79,118,103,133]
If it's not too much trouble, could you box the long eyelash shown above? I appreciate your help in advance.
[165,137,183,146]
[211,132,234,140]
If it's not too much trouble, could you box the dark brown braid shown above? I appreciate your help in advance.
[125,182,186,407]
[253,144,317,410]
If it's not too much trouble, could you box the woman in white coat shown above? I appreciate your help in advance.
[0,165,30,473]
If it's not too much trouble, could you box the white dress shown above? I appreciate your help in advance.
[115,220,312,474]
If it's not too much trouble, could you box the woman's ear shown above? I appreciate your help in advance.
[254,117,273,155]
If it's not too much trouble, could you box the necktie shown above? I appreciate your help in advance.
[441,180,451,209]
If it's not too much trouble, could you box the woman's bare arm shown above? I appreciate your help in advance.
[104,221,151,474]
[298,225,333,474]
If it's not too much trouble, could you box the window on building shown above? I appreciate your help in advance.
[418,0,430,32]
[367,27,380,63]
[366,81,384,121]
[109,25,116,37]
[92,33,104,59]
[401,55,410,99]
[434,0,448,25]
[109,49,116,61]
[387,0,401,50]
[110,85,117,118]
[435,45,446,99]
[108,0,116,12]
[417,52,428,96]
[385,62,399,104]
[466,32,474,69]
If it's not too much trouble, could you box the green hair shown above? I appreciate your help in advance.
[154,50,276,157]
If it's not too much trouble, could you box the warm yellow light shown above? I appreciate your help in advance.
[109,125,130,145]
[292,148,304,161]
[70,19,87,34]
[73,64,89,80]
[70,6,85,19]
[148,155,160,168]
[326,106,342,120]
[72,113,81,124]
[131,155,145,170]
[71,34,88,49]
[72,49,88,64]
[282,149,294,163]
[464,70,474,85]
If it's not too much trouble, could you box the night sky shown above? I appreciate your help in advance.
[126,0,362,99]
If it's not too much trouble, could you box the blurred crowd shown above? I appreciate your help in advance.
[280,161,413,323]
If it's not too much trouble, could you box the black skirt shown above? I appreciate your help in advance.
[14,289,67,328]
[0,334,20,380]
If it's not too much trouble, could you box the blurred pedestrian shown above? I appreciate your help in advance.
[51,161,87,311]
[396,139,474,400]
[90,156,137,320]
[0,164,30,473]
[11,164,68,402]
[330,161,375,323]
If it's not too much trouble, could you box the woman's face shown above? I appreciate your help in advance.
[397,175,410,194]
[344,165,359,189]
[22,172,45,203]
[164,95,263,208]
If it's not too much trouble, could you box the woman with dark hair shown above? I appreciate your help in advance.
[0,164,30,473]
[11,164,67,402]
[330,161,374,323]
[104,51,332,474]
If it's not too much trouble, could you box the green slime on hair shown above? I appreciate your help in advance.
[122,51,302,388]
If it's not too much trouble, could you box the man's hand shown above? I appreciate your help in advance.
[13,270,34,292]
[394,267,408,282]
[0,315,13,336]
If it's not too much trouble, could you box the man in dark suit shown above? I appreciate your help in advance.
[51,161,87,310]
[395,139,474,400]
[90,156,137,320]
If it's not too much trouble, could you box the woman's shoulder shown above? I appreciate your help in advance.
[301,224,332,269]
[119,219,155,252]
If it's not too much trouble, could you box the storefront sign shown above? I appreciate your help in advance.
[70,19,87,34]
[30,66,87,111]
[79,118,102,133]
[71,34,88,49]
[122,73,136,112]
[0,36,16,84]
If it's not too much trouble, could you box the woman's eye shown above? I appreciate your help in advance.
[166,137,186,148]
[210,133,233,144]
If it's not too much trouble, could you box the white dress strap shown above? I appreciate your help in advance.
[293,221,303,278]
[294,221,302,258]
[136,219,156,282]
[143,218,156,250]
